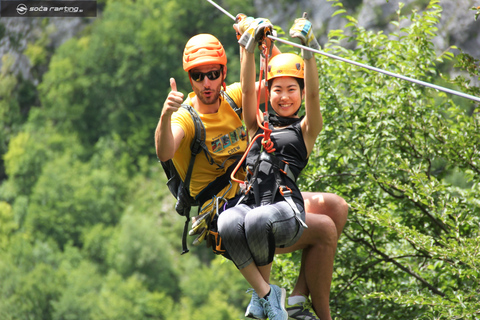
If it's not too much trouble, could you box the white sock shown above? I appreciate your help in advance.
[288,295,307,306]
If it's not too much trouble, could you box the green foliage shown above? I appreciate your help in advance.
[0,55,22,180]
[38,0,247,158]
[0,201,17,250]
[24,135,131,248]
[285,0,480,318]
[0,236,63,319]
[176,256,249,320]
[1,0,478,319]
[52,260,105,320]
[106,210,181,298]
[177,289,241,320]
[2,122,85,198]
[52,259,175,320]
[180,255,248,307]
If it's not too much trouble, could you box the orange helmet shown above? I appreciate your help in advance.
[267,53,304,80]
[183,34,227,72]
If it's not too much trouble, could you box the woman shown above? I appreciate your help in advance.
[218,17,324,320]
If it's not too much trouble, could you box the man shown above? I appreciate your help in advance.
[155,31,347,320]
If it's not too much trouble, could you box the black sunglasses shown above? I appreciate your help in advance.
[190,68,222,82]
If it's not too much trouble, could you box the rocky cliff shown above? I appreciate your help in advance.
[254,0,479,59]
[0,17,90,84]
[1,0,478,85]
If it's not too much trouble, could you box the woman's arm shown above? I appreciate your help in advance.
[289,17,323,155]
[302,55,322,156]
[239,39,260,139]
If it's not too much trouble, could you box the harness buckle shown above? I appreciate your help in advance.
[279,161,289,176]
[209,230,227,254]
[279,185,293,196]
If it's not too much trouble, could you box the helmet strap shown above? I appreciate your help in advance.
[269,113,302,127]
[293,106,301,116]
[221,65,226,91]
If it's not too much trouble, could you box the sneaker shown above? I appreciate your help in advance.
[286,298,319,320]
[245,288,266,319]
[259,285,288,320]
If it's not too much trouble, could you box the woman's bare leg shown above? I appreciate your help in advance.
[275,192,348,319]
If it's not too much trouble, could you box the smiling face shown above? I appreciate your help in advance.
[269,76,303,118]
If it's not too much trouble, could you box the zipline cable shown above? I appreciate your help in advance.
[205,0,480,103]
[206,0,236,20]
[268,35,480,103]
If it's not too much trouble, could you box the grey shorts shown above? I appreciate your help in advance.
[217,201,305,269]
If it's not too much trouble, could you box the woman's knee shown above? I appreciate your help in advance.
[304,214,338,247]
[302,192,349,235]
[275,214,337,254]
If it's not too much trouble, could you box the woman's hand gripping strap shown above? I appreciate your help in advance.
[257,36,275,154]
[289,12,319,60]
[238,18,273,53]
[231,23,276,187]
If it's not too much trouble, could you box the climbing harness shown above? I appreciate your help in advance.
[160,92,242,255]
[229,26,308,229]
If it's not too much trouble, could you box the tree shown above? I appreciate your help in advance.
[0,201,17,250]
[105,210,181,298]
[24,135,131,248]
[277,1,479,318]
[0,55,22,181]
[37,0,248,158]
[3,0,478,319]
[0,235,63,319]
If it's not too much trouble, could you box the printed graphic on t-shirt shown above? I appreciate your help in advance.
[238,127,247,140]
[211,126,246,153]
[212,139,223,152]
[230,130,239,144]
[221,134,231,148]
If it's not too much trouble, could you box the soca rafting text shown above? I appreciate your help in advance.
[0,1,97,17]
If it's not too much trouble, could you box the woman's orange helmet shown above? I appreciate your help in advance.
[267,53,304,80]
[183,34,227,72]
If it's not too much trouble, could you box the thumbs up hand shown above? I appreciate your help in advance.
[162,78,184,117]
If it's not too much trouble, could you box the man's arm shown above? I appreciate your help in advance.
[155,78,185,161]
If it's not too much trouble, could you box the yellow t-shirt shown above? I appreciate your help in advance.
[171,83,247,207]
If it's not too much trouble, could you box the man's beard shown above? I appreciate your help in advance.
[195,86,221,105]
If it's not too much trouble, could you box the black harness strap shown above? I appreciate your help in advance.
[196,157,241,206]
[176,104,205,254]
[221,91,242,117]
[165,92,243,255]
[243,151,307,228]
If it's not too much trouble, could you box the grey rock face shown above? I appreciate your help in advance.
[254,0,479,58]
[0,17,88,84]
